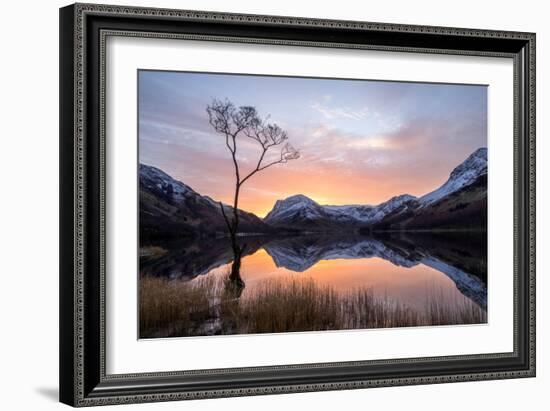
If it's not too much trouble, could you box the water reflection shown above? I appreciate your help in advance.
[140,232,487,310]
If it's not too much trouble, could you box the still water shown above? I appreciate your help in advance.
[140,233,487,310]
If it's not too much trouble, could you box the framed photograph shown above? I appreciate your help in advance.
[59,3,536,407]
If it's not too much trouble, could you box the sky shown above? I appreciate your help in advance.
[139,70,487,217]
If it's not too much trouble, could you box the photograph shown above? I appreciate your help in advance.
[138,71,488,338]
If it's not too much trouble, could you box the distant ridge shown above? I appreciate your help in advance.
[139,164,274,240]
[264,148,487,231]
[140,147,487,236]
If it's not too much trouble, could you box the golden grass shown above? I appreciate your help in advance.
[139,275,487,338]
[139,275,218,338]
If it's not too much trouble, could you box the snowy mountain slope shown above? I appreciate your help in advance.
[419,147,487,206]
[264,148,487,231]
[373,173,487,230]
[139,164,272,238]
[372,148,488,230]
[140,147,487,236]
[264,193,417,229]
[140,164,215,206]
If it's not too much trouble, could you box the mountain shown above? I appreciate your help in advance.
[140,147,487,238]
[139,164,272,240]
[419,148,487,206]
[264,148,487,232]
[372,148,487,230]
[373,174,487,230]
[264,194,417,230]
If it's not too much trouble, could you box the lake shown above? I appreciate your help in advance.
[139,232,487,337]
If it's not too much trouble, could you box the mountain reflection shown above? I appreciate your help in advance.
[140,232,487,309]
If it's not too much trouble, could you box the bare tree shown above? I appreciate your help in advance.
[206,98,300,288]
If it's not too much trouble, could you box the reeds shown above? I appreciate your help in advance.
[139,275,219,338]
[139,274,487,338]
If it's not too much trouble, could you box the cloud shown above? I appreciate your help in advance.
[310,101,371,121]
[138,71,487,213]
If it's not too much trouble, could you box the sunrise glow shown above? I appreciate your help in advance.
[139,71,487,217]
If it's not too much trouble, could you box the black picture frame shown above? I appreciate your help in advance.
[59,3,536,407]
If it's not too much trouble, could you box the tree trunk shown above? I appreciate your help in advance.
[228,244,245,286]
[226,182,246,289]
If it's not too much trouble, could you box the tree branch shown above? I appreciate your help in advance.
[219,201,233,234]
[206,99,300,240]
[239,146,268,186]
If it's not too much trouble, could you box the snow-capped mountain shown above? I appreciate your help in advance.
[140,147,487,236]
[139,164,272,239]
[372,148,488,230]
[419,147,487,206]
[264,193,417,229]
[140,164,215,206]
[264,148,487,231]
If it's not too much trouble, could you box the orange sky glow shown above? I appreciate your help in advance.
[202,249,466,309]
[139,71,487,217]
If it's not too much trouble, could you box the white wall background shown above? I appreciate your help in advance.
[0,0,546,409]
